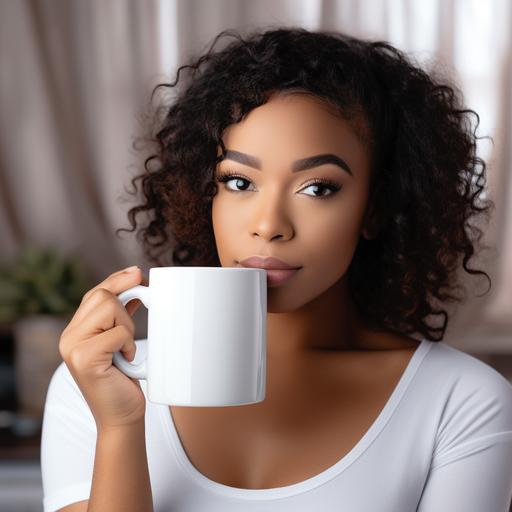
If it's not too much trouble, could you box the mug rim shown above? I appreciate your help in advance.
[149,266,267,273]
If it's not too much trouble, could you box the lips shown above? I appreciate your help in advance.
[238,256,301,270]
[238,256,302,287]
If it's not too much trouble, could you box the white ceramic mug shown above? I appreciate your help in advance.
[112,266,267,407]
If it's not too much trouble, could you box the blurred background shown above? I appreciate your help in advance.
[0,0,511,510]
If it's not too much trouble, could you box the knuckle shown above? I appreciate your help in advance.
[82,287,111,305]
[58,342,67,361]
[81,286,98,303]
[81,290,92,304]
[58,333,66,350]
[118,323,134,339]
[67,346,89,369]
[92,287,112,301]
[58,331,71,358]
[59,324,70,340]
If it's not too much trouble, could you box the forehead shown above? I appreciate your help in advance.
[218,92,371,174]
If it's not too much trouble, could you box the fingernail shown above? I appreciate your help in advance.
[123,265,139,273]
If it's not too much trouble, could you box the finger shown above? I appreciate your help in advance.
[61,289,136,356]
[66,269,143,332]
[125,300,140,317]
[67,324,137,375]
[81,266,142,305]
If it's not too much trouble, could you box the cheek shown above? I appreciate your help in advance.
[211,198,240,263]
[212,198,236,232]
[301,202,365,279]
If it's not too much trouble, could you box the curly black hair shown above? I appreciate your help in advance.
[116,26,494,342]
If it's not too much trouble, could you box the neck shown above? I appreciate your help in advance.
[266,276,366,359]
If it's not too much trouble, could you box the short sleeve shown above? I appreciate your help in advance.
[40,361,97,511]
[417,366,512,511]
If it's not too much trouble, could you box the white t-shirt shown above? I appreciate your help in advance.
[41,338,512,511]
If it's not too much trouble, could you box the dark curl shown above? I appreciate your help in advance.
[116,27,494,342]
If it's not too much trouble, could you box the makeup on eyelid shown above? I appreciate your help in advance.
[215,171,342,198]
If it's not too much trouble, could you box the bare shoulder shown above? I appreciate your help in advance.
[359,330,422,351]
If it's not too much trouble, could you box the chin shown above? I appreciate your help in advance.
[266,286,312,314]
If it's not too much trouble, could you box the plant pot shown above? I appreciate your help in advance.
[13,314,69,427]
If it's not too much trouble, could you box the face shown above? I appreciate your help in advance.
[211,92,373,313]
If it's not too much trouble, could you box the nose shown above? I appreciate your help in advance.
[250,190,294,241]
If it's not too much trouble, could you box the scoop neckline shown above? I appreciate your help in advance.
[157,338,433,500]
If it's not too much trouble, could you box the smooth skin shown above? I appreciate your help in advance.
[212,90,417,355]
[167,91,421,489]
[213,90,370,353]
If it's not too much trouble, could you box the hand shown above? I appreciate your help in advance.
[59,266,148,431]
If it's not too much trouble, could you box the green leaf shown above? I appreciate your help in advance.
[0,245,95,325]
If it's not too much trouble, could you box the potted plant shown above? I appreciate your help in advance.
[0,244,93,433]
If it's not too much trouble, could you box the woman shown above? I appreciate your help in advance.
[41,27,512,511]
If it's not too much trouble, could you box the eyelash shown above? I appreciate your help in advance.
[215,171,342,199]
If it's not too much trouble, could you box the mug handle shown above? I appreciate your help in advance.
[112,285,150,379]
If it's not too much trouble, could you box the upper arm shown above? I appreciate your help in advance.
[58,500,88,512]
[418,364,512,511]
[417,431,512,511]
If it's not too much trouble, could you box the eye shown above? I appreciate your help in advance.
[215,172,342,199]
[300,179,341,198]
[216,173,254,192]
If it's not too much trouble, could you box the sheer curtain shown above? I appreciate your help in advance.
[1,0,510,349]
[0,0,161,275]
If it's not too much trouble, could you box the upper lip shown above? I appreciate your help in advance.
[238,256,301,270]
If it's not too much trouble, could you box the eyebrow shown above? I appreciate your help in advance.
[220,149,353,176]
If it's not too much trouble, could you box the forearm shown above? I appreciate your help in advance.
[88,421,153,512]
